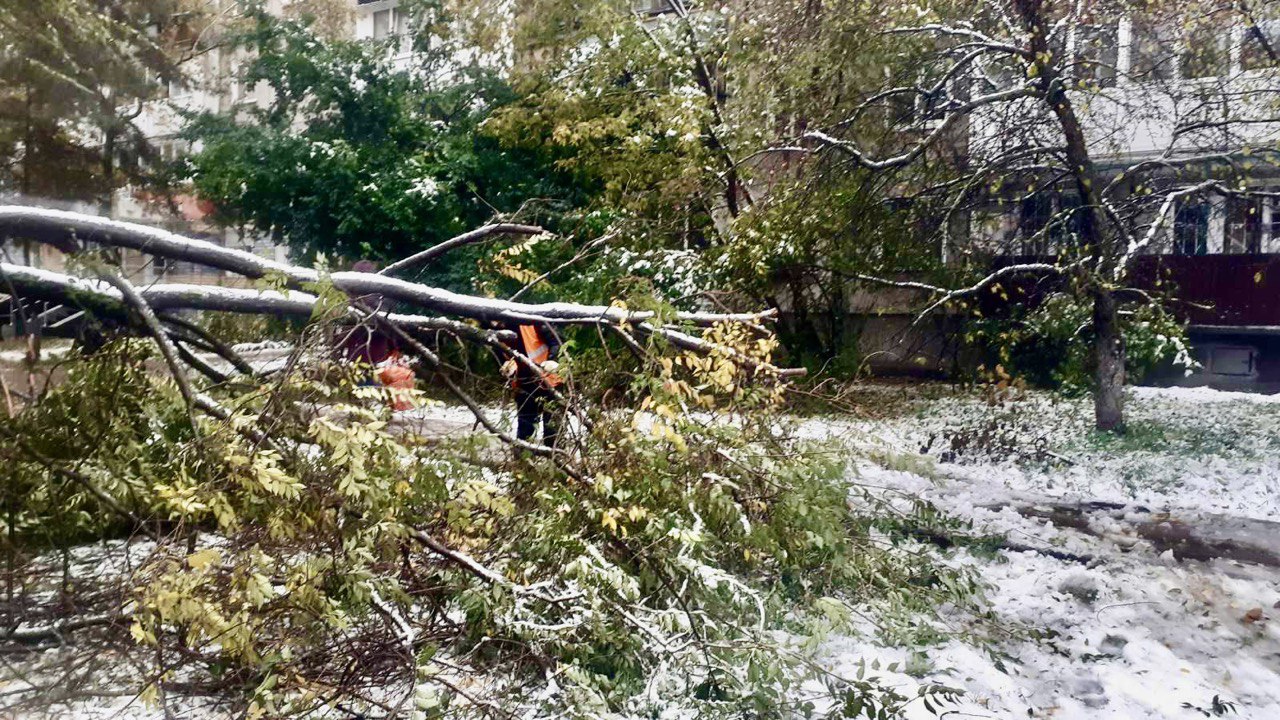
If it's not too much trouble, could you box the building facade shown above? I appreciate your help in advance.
[964,6,1280,390]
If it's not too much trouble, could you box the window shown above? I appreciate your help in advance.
[157,139,186,163]
[1018,194,1052,255]
[1181,22,1230,79]
[1074,23,1118,88]
[167,76,189,98]
[1243,17,1280,70]
[1174,201,1210,255]
[633,0,675,15]
[373,9,392,39]
[235,76,258,104]
[1015,192,1081,255]
[1226,196,1263,254]
[1130,17,1176,82]
[372,8,410,41]
[1269,197,1280,249]
[1207,346,1257,377]
[885,85,951,129]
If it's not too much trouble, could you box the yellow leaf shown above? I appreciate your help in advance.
[187,548,222,571]
[130,620,156,645]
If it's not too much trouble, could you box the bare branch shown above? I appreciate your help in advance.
[379,223,546,278]
[910,262,1068,328]
[802,85,1037,171]
[99,272,200,424]
[0,207,769,329]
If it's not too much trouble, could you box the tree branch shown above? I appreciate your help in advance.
[379,223,546,278]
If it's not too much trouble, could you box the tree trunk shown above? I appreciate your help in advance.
[1093,287,1125,433]
[1015,0,1125,432]
[100,123,117,216]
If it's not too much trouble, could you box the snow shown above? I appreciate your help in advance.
[811,543,1280,718]
[1132,384,1280,405]
[406,176,440,198]
[11,383,1280,717]
[792,383,1280,719]
[0,340,72,363]
[797,384,1280,522]
[389,383,1280,717]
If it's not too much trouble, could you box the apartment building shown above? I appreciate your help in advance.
[965,6,1280,388]
[2,1,342,290]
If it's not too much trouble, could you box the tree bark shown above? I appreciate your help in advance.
[1093,287,1125,432]
[0,207,772,327]
[1016,0,1125,432]
[100,123,116,216]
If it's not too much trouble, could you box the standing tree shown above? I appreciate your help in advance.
[789,0,1280,431]
[178,5,590,291]
[0,0,215,210]
[492,0,941,358]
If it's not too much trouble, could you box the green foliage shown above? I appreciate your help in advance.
[4,320,978,718]
[0,0,197,204]
[200,311,300,346]
[721,170,951,367]
[0,341,190,545]
[487,0,957,369]
[491,1,726,248]
[967,293,1196,393]
[178,7,589,289]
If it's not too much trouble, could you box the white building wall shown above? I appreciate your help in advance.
[970,11,1280,258]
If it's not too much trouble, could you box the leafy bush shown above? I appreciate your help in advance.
[967,293,1196,393]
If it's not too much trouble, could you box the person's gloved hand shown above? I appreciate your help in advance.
[540,360,560,373]
[500,359,518,378]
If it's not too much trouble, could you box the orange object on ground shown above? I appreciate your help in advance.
[377,362,416,411]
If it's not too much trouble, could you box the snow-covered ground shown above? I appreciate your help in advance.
[796,384,1280,719]
[393,383,1280,718]
[803,384,1280,521]
[8,384,1280,718]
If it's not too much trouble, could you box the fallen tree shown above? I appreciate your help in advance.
[0,207,978,720]
[0,207,799,380]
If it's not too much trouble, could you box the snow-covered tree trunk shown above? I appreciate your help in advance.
[1018,0,1128,433]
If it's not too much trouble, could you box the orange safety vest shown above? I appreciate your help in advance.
[517,324,563,388]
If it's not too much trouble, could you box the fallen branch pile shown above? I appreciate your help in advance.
[0,207,977,720]
[0,206,799,456]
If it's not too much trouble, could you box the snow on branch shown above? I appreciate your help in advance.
[0,262,508,340]
[909,262,1068,328]
[0,206,768,329]
[801,85,1037,171]
[885,23,1031,57]
[1114,180,1221,279]
[379,222,546,277]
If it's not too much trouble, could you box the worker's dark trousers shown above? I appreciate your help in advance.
[515,383,559,447]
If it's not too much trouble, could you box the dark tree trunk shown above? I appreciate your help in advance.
[1092,287,1125,432]
[1016,0,1126,432]
[100,124,117,216]
[21,78,32,198]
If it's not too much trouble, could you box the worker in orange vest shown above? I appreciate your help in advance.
[339,260,415,410]
[500,321,563,447]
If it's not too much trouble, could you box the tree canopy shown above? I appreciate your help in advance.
[180,6,593,289]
